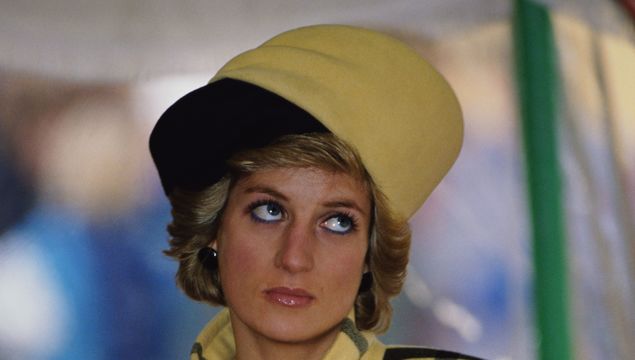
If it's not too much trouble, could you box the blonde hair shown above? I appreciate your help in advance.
[164,133,411,332]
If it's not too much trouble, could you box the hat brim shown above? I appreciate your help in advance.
[149,78,328,195]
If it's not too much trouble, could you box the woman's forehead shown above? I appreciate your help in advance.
[232,167,372,210]
[238,166,368,188]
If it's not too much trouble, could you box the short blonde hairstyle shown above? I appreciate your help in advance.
[164,133,411,333]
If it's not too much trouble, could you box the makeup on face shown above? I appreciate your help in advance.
[263,287,316,307]
[217,167,371,344]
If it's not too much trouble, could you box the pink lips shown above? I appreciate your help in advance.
[264,287,315,307]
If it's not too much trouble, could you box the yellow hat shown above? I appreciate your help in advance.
[211,25,462,218]
[150,24,462,219]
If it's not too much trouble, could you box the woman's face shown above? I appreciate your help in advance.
[215,166,371,344]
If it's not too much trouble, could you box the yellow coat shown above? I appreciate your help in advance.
[189,309,482,360]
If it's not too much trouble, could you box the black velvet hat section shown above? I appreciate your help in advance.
[149,78,329,196]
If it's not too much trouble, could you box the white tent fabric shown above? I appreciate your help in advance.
[0,0,515,81]
[4,0,632,82]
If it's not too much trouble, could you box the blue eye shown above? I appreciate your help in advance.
[251,202,283,222]
[322,215,355,234]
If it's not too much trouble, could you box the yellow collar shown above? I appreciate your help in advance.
[190,308,386,360]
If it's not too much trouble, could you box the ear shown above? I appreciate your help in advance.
[210,218,224,251]
[210,238,219,251]
[210,230,224,251]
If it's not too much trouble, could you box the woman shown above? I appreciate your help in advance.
[150,25,482,360]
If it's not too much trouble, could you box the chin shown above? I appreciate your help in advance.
[256,316,341,344]
[235,305,345,345]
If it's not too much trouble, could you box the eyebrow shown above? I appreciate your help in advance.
[323,200,368,216]
[244,186,289,201]
[243,186,367,216]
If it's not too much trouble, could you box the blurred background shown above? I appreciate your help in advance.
[0,1,633,359]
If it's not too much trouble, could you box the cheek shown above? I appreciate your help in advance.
[318,244,367,291]
[217,225,273,286]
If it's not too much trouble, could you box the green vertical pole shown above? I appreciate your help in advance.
[512,1,572,359]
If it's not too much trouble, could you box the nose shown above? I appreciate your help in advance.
[274,220,315,273]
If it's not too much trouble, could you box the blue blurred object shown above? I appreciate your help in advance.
[0,203,104,359]
[0,195,214,359]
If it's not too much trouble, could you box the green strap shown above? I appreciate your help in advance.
[513,1,572,359]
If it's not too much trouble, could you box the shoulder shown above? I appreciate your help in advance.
[382,346,485,360]
[363,331,484,360]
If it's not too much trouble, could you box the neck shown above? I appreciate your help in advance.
[231,315,340,360]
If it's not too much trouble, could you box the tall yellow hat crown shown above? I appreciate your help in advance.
[211,25,463,218]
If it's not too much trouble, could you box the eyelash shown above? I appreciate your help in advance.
[247,199,284,223]
[323,211,358,235]
[246,199,359,234]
